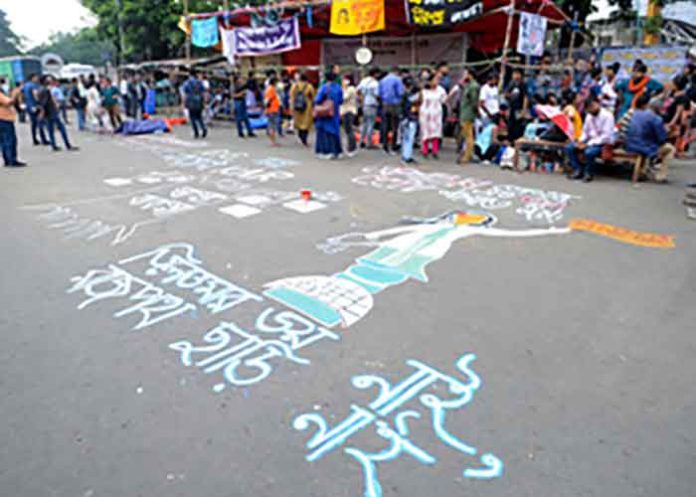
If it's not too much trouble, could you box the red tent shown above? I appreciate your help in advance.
[191,0,568,65]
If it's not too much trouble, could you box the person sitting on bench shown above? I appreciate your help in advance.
[625,94,674,183]
[565,97,615,183]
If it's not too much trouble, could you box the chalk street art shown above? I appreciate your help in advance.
[170,308,339,391]
[266,211,570,328]
[267,210,675,328]
[163,150,251,171]
[353,166,480,193]
[353,166,579,224]
[253,157,300,169]
[68,243,262,330]
[104,171,198,187]
[218,189,343,219]
[294,354,503,497]
[441,184,580,224]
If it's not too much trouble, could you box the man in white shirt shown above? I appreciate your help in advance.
[565,98,615,182]
[357,67,381,148]
[478,73,500,122]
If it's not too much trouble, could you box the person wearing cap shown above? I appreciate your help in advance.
[0,84,27,167]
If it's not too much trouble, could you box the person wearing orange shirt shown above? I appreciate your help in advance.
[0,85,26,167]
[264,76,281,147]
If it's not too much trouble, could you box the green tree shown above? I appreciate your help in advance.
[0,8,23,56]
[80,0,223,63]
[28,28,115,66]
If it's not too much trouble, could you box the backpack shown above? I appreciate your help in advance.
[186,82,203,111]
[293,85,308,112]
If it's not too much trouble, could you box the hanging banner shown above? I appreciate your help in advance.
[405,0,484,27]
[330,0,385,36]
[220,28,236,65]
[517,12,547,57]
[191,17,220,48]
[601,46,688,83]
[233,17,301,57]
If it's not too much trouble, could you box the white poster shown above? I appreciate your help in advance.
[517,12,547,57]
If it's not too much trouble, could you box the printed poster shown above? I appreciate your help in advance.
[517,12,547,57]
[330,0,385,36]
[405,0,484,27]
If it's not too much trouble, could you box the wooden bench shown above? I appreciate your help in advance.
[608,149,645,184]
[513,138,569,172]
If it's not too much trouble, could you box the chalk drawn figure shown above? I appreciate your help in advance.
[265,211,570,328]
[294,354,503,497]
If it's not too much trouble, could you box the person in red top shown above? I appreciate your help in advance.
[264,76,281,147]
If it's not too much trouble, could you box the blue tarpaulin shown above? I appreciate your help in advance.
[119,119,170,135]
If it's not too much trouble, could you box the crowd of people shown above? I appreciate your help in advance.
[2,54,695,183]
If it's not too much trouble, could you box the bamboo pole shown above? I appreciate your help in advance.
[498,0,516,92]
[184,0,191,62]
[566,12,579,68]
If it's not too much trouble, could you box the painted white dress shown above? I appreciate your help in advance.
[419,86,447,141]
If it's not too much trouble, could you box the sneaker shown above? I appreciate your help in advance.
[68,146,79,152]
[582,174,594,183]
[570,171,584,180]
[12,161,27,166]
[346,150,358,158]
[52,146,62,152]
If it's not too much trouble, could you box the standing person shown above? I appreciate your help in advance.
[264,75,281,147]
[379,66,404,155]
[132,74,147,119]
[232,74,256,138]
[0,84,27,167]
[38,76,78,152]
[399,77,420,165]
[357,67,380,149]
[85,79,107,132]
[69,78,87,131]
[625,94,674,183]
[340,74,358,157]
[120,73,132,118]
[479,73,500,124]
[23,73,48,146]
[616,61,664,119]
[504,68,527,141]
[600,62,620,113]
[51,81,70,125]
[457,69,480,165]
[289,72,315,147]
[565,98,615,182]
[101,77,123,130]
[436,62,452,93]
[182,71,207,139]
[419,75,447,159]
[314,71,344,159]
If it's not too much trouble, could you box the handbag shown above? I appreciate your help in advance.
[313,99,334,119]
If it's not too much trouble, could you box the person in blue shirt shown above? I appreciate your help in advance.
[23,74,49,146]
[182,71,207,139]
[625,94,674,183]
[378,66,404,155]
[314,71,344,159]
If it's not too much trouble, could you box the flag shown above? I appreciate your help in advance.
[192,18,220,48]
[330,0,385,36]
[220,27,236,65]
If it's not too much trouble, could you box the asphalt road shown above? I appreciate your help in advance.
[1,118,695,497]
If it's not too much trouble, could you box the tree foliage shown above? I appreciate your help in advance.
[28,28,115,66]
[0,8,24,57]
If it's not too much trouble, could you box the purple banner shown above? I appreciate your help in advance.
[233,18,301,57]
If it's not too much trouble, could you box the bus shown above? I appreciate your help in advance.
[0,56,42,86]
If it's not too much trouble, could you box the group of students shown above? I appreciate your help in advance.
[0,73,80,168]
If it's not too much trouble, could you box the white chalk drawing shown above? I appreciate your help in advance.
[104,171,198,187]
[68,243,263,329]
[441,184,579,224]
[353,166,579,224]
[219,189,342,219]
[170,308,339,391]
[131,135,209,149]
[253,157,300,169]
[353,166,478,193]
[266,211,570,328]
[31,204,158,246]
[163,150,250,171]
[294,354,503,497]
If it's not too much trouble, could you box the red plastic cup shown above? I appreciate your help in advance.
[301,190,312,201]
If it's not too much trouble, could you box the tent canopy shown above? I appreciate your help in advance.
[189,0,567,53]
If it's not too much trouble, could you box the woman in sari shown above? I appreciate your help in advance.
[314,71,343,159]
